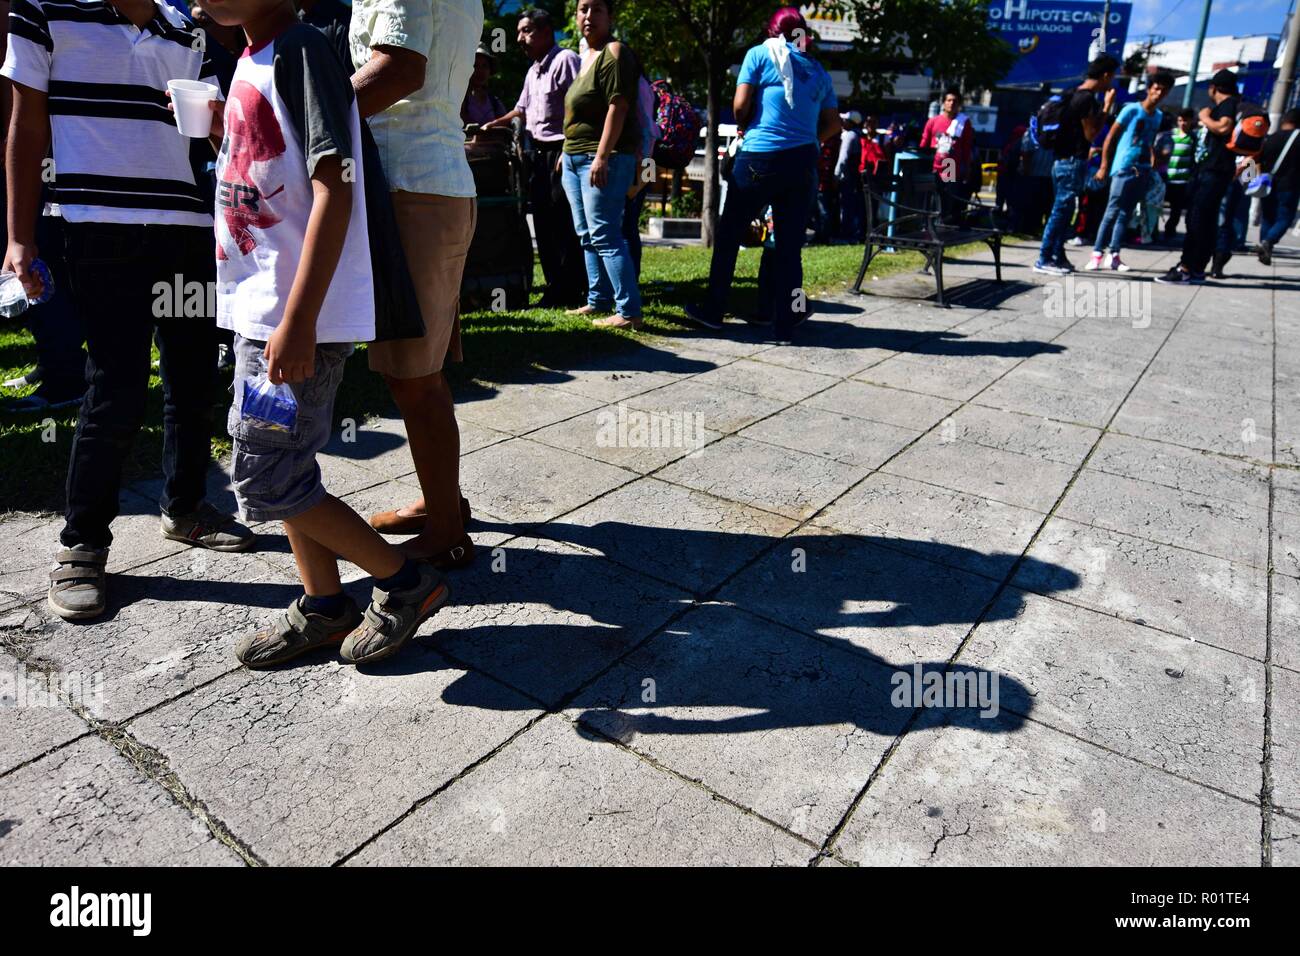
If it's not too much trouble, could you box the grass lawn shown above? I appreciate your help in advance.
[0,241,943,514]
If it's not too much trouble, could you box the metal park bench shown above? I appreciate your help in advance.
[852,168,1003,307]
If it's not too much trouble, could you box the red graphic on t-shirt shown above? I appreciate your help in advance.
[217,79,286,258]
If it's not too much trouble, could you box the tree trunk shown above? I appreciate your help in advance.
[701,52,722,247]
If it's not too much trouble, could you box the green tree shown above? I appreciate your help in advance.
[616,0,773,246]
[836,0,1015,100]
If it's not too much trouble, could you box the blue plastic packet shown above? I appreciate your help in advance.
[28,259,55,306]
[240,374,298,433]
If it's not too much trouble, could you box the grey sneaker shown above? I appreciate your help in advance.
[339,563,450,665]
[162,501,256,552]
[234,596,363,668]
[48,545,109,621]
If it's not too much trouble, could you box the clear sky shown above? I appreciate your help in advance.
[1129,0,1293,42]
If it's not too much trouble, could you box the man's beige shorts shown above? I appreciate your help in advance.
[368,192,477,380]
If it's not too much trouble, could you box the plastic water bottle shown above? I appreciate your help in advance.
[0,260,55,318]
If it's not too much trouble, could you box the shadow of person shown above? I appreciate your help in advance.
[411,522,1080,742]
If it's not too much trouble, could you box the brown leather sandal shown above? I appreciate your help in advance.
[370,495,472,535]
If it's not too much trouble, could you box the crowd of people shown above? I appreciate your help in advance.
[0,0,849,668]
[2,0,1297,669]
[992,56,1299,282]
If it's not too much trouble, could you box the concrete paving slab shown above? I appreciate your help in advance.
[129,656,540,866]
[815,472,1044,580]
[657,435,869,521]
[0,735,242,865]
[803,379,959,431]
[551,476,797,594]
[565,603,934,843]
[455,383,603,435]
[962,590,1265,800]
[347,714,812,866]
[430,536,691,707]
[623,378,788,435]
[882,434,1077,512]
[1014,517,1267,660]
[459,437,634,524]
[740,403,920,470]
[1058,467,1269,569]
[834,715,1258,866]
[527,406,724,475]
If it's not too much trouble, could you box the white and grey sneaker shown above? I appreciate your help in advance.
[48,545,109,621]
[161,501,256,552]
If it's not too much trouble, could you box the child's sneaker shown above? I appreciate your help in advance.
[1084,252,1105,271]
[1067,236,1085,246]
[234,596,363,668]
[162,501,257,552]
[340,562,450,665]
[48,545,109,621]
[1105,253,1131,272]
[1032,260,1069,276]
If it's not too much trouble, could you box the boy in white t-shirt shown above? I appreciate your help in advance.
[197,0,449,667]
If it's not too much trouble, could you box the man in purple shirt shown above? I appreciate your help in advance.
[484,8,585,306]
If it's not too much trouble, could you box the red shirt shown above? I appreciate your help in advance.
[920,113,975,178]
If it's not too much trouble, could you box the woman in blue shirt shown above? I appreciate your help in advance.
[684,7,840,342]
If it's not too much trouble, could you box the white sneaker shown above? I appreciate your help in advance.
[1106,253,1131,272]
[1084,253,1105,271]
[1068,236,1085,246]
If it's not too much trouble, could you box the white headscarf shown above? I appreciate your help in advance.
[763,37,797,110]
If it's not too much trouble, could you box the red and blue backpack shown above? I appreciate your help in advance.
[651,79,702,170]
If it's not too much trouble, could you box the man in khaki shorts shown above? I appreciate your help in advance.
[349,0,482,568]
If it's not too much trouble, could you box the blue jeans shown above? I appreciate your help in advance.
[1038,156,1085,264]
[704,144,817,338]
[1093,166,1149,253]
[560,151,641,317]
[1261,189,1300,245]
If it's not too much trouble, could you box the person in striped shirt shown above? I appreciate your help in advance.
[1162,107,1195,241]
[3,0,255,621]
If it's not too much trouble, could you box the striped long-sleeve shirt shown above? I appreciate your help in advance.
[1165,128,1195,184]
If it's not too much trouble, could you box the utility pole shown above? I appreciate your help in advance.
[1269,2,1300,128]
[1183,0,1214,108]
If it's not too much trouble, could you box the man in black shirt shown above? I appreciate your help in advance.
[1034,56,1117,275]
[1158,70,1241,283]
[1257,108,1300,264]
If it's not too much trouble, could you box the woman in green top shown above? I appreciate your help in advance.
[559,0,643,329]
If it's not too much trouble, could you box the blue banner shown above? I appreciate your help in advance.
[987,0,1132,87]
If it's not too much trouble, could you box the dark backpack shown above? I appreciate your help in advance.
[1029,93,1067,150]
[1229,105,1269,157]
[651,79,702,170]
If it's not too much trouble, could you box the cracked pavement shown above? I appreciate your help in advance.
[1,239,1297,865]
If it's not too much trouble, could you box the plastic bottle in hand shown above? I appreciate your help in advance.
[0,260,55,318]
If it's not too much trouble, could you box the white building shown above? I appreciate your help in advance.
[1123,34,1280,80]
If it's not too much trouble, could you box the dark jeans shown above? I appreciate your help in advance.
[527,139,586,304]
[937,178,971,225]
[1216,179,1249,255]
[1164,180,1190,236]
[705,144,817,339]
[838,174,864,240]
[623,186,649,278]
[1180,167,1233,273]
[25,215,86,396]
[1038,156,1085,264]
[60,222,217,549]
[1261,189,1300,245]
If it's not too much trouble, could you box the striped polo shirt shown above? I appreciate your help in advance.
[2,0,220,227]
[1166,129,1194,185]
